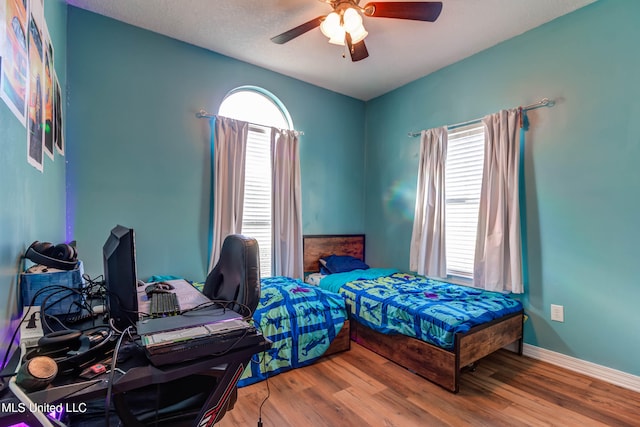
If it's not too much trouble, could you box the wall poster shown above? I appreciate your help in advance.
[1,0,29,126]
[26,0,43,171]
[2,0,65,171]
[53,72,63,155]
[42,18,52,159]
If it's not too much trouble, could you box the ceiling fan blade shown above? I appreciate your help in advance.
[363,2,443,22]
[271,16,325,44]
[345,33,369,62]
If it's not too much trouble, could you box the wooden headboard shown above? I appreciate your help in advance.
[303,234,365,273]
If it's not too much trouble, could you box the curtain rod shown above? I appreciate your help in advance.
[196,110,304,135]
[407,97,554,137]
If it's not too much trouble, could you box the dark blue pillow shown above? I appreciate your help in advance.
[319,265,332,275]
[321,255,369,274]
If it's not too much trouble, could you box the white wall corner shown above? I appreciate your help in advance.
[522,344,640,394]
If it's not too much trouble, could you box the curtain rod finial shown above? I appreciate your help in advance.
[542,98,556,107]
[196,109,211,119]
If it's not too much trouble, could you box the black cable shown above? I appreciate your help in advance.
[39,287,82,333]
[257,376,270,427]
[179,299,234,314]
[2,282,85,366]
[82,273,105,297]
[257,321,270,427]
[43,312,71,331]
[1,307,34,370]
[105,325,131,427]
[1,284,79,369]
[22,280,88,333]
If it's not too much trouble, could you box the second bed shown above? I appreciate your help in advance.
[303,234,524,393]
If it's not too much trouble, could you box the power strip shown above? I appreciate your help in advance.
[19,306,44,349]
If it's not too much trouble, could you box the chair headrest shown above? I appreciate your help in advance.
[203,234,261,316]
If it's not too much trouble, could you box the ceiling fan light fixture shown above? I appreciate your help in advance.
[320,12,341,38]
[342,7,363,32]
[328,29,347,45]
[348,24,368,44]
[270,1,444,62]
[321,7,368,46]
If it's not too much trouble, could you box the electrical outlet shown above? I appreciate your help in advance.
[19,306,44,348]
[550,304,564,322]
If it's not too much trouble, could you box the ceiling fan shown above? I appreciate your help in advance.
[271,1,443,62]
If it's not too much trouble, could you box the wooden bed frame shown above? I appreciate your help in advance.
[303,234,524,393]
[325,319,351,356]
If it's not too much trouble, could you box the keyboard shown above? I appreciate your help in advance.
[150,292,180,317]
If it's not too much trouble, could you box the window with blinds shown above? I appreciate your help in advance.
[445,123,485,279]
[219,87,293,278]
[242,125,272,277]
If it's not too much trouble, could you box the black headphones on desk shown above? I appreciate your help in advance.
[25,241,78,270]
[24,327,115,376]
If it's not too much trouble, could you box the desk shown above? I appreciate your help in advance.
[0,281,270,427]
[1,330,269,427]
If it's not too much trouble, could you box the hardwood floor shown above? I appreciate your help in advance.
[218,343,640,427]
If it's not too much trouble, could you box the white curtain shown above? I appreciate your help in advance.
[410,127,448,277]
[209,116,249,270]
[271,129,303,279]
[474,109,523,293]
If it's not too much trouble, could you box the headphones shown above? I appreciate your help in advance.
[25,241,78,270]
[24,327,115,376]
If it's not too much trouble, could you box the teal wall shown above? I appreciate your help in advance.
[65,7,366,283]
[364,0,639,376]
[0,0,67,352]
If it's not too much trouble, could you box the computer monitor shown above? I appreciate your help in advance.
[103,225,139,330]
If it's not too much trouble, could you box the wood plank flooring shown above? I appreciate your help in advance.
[218,343,640,427]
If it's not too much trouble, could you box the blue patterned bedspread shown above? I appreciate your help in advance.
[319,269,522,350]
[238,276,347,387]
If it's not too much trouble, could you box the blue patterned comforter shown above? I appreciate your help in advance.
[238,276,347,386]
[319,269,522,350]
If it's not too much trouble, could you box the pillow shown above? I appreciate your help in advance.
[318,258,332,275]
[305,272,325,286]
[320,254,369,274]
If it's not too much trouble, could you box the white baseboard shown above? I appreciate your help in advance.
[521,344,640,393]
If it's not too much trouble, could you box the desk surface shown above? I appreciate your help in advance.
[28,332,269,403]
[1,331,270,426]
[0,281,270,427]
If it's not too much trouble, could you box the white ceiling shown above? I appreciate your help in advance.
[65,0,596,101]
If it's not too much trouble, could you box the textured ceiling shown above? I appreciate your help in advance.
[65,0,597,101]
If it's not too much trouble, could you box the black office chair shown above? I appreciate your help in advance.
[203,234,261,317]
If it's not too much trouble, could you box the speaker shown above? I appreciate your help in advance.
[26,240,78,271]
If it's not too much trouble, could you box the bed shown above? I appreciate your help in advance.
[237,275,350,386]
[303,234,524,393]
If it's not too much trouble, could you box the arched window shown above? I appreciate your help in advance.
[218,87,292,277]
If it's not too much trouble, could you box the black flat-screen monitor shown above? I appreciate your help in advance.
[103,225,138,330]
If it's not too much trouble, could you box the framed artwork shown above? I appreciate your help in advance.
[1,0,29,126]
[26,0,44,171]
[42,19,52,159]
[54,72,63,155]
[2,0,64,169]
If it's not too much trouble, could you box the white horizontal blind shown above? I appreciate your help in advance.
[445,123,485,279]
[242,125,272,277]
